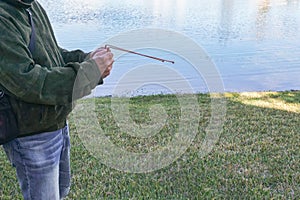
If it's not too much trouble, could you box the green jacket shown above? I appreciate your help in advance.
[0,0,102,135]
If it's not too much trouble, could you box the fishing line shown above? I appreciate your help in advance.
[105,44,175,64]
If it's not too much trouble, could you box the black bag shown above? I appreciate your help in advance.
[0,91,19,144]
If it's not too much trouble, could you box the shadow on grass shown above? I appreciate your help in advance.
[0,91,299,199]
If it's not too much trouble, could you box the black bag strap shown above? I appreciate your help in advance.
[26,8,36,54]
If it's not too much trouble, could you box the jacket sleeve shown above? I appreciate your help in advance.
[59,48,91,63]
[0,17,102,106]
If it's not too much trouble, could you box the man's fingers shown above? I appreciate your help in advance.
[94,51,113,59]
[91,50,114,79]
[103,62,113,78]
[90,46,111,58]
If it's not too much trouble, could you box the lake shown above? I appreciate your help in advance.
[39,0,300,96]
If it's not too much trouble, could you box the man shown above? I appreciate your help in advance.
[0,0,114,199]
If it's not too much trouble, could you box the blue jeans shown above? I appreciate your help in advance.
[2,125,71,200]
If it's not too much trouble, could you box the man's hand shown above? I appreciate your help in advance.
[90,47,114,79]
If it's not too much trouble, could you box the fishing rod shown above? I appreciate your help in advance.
[105,44,175,64]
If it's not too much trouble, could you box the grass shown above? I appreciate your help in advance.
[0,91,299,199]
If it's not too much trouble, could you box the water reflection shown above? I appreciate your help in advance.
[39,0,300,94]
[151,0,187,28]
[256,0,271,40]
[218,0,235,44]
[255,0,300,41]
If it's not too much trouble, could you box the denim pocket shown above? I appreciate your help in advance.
[0,94,19,144]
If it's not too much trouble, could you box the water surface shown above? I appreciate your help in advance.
[39,0,300,96]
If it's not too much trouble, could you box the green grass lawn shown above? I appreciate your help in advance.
[1,91,299,199]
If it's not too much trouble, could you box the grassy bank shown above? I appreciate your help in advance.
[1,91,299,199]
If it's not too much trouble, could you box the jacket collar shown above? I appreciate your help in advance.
[2,0,34,9]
